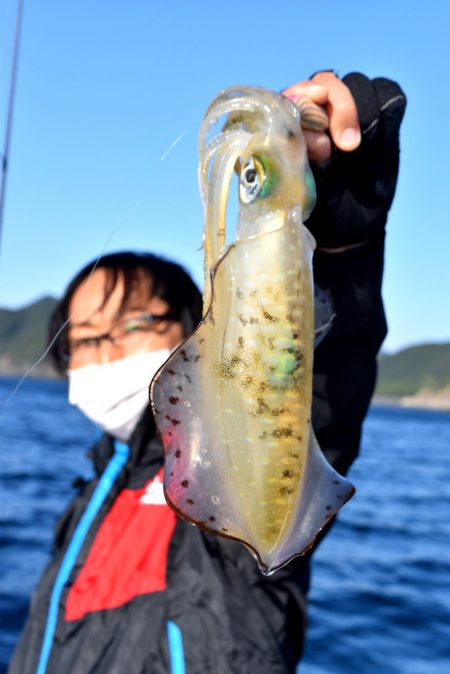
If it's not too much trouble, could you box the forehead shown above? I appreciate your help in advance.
[68,267,160,328]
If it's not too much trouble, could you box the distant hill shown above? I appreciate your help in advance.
[0,296,59,377]
[376,343,450,396]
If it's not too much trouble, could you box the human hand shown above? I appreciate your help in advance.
[283,72,361,163]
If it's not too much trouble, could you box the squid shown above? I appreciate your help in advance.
[150,86,355,574]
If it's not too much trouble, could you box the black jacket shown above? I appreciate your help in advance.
[9,74,406,674]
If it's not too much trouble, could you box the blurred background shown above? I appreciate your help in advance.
[0,1,449,672]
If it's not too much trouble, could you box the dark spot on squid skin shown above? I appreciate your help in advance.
[272,428,293,439]
[208,516,216,522]
[256,397,270,415]
[295,436,302,442]
[199,338,205,344]
[175,449,182,458]
[249,316,259,325]
[333,480,340,485]
[238,314,248,326]
[181,480,189,488]
[238,336,244,348]
[326,505,332,511]
[286,313,294,324]
[221,528,228,532]
[241,376,253,390]
[168,369,177,376]
[168,431,173,437]
[186,498,195,505]
[217,363,236,382]
[154,408,160,415]
[236,289,243,299]
[180,350,189,362]
[337,495,342,499]
[165,415,171,421]
[268,337,275,350]
[193,354,201,362]
[287,130,295,140]
[185,374,192,384]
[171,418,181,426]
[268,383,285,393]
[271,407,288,417]
[290,453,299,459]
[170,472,174,477]
[177,385,183,392]
[169,396,180,405]
[258,382,268,394]
[259,431,268,440]
[292,331,299,339]
[279,486,294,496]
[282,469,294,479]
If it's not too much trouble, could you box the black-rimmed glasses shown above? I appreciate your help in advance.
[63,312,176,366]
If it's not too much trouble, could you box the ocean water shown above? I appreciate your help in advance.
[0,376,449,673]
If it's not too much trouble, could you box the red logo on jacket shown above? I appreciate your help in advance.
[65,470,176,621]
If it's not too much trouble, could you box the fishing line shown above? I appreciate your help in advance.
[0,0,24,259]
[0,129,188,415]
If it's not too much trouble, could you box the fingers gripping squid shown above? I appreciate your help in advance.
[150,86,355,574]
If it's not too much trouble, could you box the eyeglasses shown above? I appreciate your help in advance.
[64,312,176,366]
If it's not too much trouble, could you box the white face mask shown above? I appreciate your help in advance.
[68,349,171,442]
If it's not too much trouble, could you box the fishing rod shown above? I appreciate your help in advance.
[0,0,24,259]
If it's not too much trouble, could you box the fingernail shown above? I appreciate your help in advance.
[340,127,361,148]
[284,93,298,102]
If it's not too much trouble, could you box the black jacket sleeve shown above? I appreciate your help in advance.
[308,73,407,474]
[218,74,407,669]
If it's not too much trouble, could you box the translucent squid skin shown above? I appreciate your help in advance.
[151,86,355,574]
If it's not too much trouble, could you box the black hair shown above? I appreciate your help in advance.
[48,251,203,374]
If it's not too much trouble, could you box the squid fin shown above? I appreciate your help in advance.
[257,429,355,574]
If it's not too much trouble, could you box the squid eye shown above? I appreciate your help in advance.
[239,157,263,203]
[239,155,278,204]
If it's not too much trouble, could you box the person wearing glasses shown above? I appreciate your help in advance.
[9,72,406,674]
[54,254,201,444]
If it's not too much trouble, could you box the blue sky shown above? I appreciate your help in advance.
[0,0,448,353]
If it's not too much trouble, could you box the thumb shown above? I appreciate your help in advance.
[311,72,361,152]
